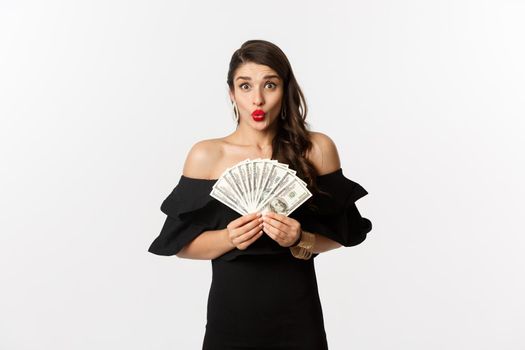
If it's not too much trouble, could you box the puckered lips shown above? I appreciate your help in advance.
[252,109,265,121]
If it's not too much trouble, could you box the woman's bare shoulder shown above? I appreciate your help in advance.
[307,131,342,175]
[182,138,224,179]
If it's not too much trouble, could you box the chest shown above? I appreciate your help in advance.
[210,142,274,179]
[211,155,273,179]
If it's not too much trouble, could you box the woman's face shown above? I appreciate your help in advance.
[229,62,284,129]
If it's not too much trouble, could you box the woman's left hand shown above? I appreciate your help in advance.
[261,211,301,247]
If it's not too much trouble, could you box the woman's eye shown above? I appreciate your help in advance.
[238,82,277,90]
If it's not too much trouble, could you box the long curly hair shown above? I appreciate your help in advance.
[226,39,329,209]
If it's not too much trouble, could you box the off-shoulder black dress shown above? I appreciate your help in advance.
[148,168,372,349]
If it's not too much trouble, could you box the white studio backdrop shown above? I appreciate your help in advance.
[1,0,524,349]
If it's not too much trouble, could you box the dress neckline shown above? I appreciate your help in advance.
[180,167,343,182]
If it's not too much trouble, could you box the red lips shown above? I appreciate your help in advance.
[251,109,266,122]
[252,109,265,116]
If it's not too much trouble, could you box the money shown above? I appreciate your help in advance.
[210,159,312,216]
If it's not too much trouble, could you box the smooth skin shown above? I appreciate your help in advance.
[225,212,264,251]
[177,62,342,259]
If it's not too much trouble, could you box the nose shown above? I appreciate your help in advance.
[253,88,264,106]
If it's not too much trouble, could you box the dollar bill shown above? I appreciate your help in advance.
[210,158,312,217]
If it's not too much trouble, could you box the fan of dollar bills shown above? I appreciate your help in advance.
[210,158,312,216]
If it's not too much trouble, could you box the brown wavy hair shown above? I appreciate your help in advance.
[226,39,329,210]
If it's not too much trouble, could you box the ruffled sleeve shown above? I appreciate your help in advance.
[292,168,372,250]
[147,176,228,256]
[148,174,292,260]
[148,168,372,260]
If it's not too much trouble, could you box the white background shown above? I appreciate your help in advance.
[1,0,524,349]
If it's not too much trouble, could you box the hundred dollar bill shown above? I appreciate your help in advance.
[253,160,269,207]
[245,161,255,210]
[214,163,248,211]
[261,159,307,188]
[236,161,254,212]
[256,162,279,208]
[210,158,312,217]
[228,162,251,211]
[250,159,260,208]
[258,177,312,216]
[272,161,307,187]
[222,170,249,211]
[257,169,293,212]
[210,184,247,215]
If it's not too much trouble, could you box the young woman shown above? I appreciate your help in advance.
[148,39,373,349]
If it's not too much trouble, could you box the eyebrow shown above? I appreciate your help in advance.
[235,75,281,81]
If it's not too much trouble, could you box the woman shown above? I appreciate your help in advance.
[148,39,373,349]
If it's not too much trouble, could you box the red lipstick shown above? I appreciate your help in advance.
[252,109,265,121]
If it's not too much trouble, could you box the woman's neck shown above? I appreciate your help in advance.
[228,123,278,150]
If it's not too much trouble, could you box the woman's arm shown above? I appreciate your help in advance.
[174,141,234,260]
[176,228,234,260]
[311,233,342,254]
[177,229,342,259]
[307,132,344,254]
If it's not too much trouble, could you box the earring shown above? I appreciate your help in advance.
[280,105,287,120]
[232,100,239,123]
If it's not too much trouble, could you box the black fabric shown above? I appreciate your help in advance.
[147,167,372,348]
[294,168,373,249]
[202,254,329,349]
[148,167,372,261]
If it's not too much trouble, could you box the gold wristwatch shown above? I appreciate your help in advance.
[289,230,315,260]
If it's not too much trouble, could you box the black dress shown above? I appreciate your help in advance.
[148,167,372,349]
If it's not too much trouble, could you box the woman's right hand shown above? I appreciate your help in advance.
[225,212,264,250]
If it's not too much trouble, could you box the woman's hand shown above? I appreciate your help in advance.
[261,211,302,247]
[225,212,264,250]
